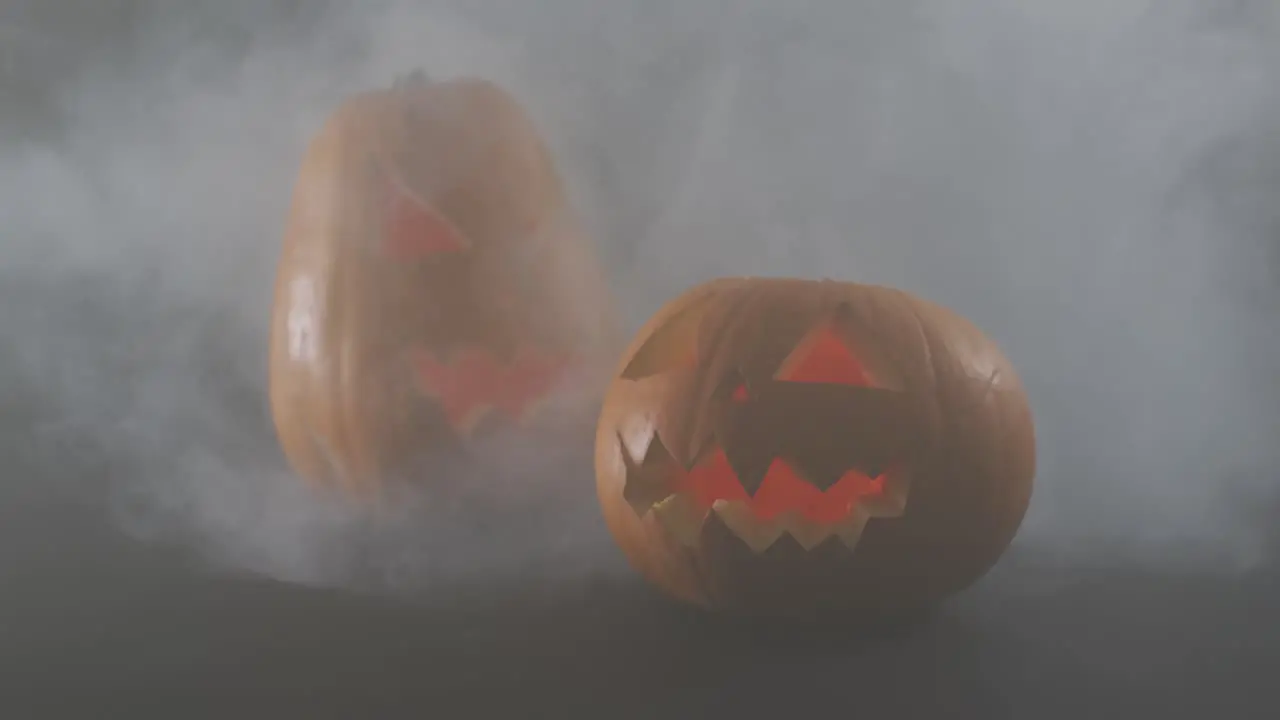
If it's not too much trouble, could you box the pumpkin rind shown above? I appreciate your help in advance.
[594,278,1035,619]
[269,76,616,496]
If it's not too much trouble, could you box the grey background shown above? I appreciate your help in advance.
[1,0,1279,716]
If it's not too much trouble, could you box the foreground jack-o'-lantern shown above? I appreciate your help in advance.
[595,278,1035,619]
[269,72,616,495]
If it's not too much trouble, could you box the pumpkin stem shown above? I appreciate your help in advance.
[393,68,432,89]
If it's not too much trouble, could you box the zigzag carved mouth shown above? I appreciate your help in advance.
[616,427,911,553]
[413,347,572,438]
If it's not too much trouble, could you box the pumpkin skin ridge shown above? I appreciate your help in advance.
[325,96,402,498]
[595,276,1035,619]
[270,100,371,495]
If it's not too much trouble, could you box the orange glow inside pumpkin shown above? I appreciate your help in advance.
[677,322,888,523]
[774,323,874,386]
[669,451,888,523]
[412,348,570,433]
[380,170,467,260]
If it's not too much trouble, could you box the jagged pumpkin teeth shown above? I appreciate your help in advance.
[594,277,1037,618]
[267,73,617,495]
[866,475,911,517]
[652,494,710,548]
[710,502,839,552]
[616,417,656,469]
[781,514,838,552]
[831,506,872,551]
[710,501,787,554]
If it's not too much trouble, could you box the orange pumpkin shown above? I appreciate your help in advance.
[269,73,616,496]
[595,278,1035,619]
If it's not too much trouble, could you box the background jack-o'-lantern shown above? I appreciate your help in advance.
[269,72,617,496]
[595,277,1036,620]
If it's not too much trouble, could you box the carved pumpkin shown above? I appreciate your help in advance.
[269,73,616,495]
[595,277,1035,619]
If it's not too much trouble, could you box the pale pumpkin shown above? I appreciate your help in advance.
[269,73,616,495]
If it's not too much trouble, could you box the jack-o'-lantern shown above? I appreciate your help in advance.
[269,72,616,495]
[595,278,1035,619]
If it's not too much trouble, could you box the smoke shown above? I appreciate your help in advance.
[2,0,1278,592]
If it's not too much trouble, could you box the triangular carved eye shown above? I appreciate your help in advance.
[371,155,470,261]
[384,187,468,260]
[774,312,874,387]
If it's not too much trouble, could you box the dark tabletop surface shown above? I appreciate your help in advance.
[2,483,1276,720]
